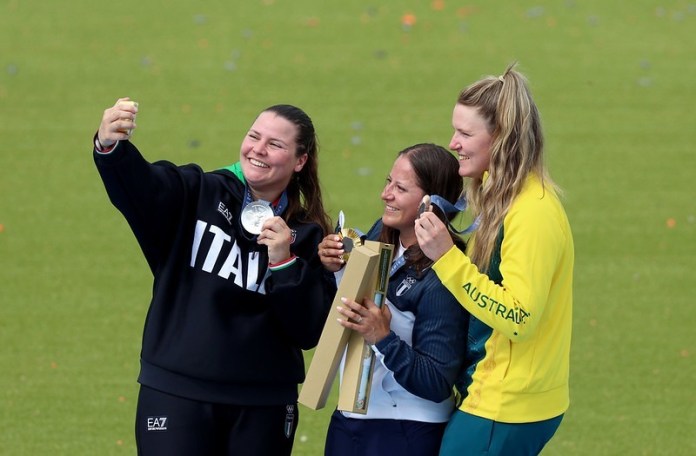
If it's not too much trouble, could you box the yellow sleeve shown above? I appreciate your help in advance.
[432,192,567,342]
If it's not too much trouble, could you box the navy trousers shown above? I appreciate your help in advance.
[324,409,447,456]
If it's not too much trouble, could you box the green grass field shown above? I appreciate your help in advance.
[1,0,694,454]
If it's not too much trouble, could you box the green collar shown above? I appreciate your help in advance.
[219,162,245,184]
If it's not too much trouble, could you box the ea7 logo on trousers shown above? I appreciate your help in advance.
[147,416,168,431]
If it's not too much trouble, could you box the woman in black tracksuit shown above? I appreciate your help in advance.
[93,99,335,455]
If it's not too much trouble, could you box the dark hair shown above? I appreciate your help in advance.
[263,104,332,235]
[377,143,465,274]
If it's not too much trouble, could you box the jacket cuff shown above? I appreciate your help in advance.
[374,330,398,352]
[93,132,118,154]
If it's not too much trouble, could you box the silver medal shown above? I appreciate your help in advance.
[241,201,274,235]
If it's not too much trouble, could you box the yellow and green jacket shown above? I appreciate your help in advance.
[433,174,574,423]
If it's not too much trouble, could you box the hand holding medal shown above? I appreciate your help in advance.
[256,215,294,265]
[319,210,363,272]
[240,195,293,264]
[415,194,457,262]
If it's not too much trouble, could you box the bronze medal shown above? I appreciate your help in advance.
[418,195,431,216]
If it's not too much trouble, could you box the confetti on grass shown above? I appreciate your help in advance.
[526,6,545,18]
[401,13,417,30]
[356,167,373,177]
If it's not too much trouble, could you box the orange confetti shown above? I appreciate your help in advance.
[116,440,124,446]
[118,396,127,403]
[666,218,676,228]
[432,0,445,11]
[0,223,4,233]
[305,17,320,27]
[197,38,209,49]
[402,13,417,26]
[457,6,477,18]
[50,361,58,369]
[680,349,689,358]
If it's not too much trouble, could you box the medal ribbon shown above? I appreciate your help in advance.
[428,194,479,235]
[243,186,288,217]
[389,254,406,277]
[387,195,479,276]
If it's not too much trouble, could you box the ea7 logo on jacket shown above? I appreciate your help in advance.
[190,220,269,294]
[217,202,233,225]
[147,416,168,431]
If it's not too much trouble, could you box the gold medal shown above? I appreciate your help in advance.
[339,228,363,262]
[241,201,274,235]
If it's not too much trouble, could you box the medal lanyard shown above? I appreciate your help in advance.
[389,254,406,278]
[243,186,289,217]
[388,238,418,280]
[390,194,480,277]
[428,194,480,235]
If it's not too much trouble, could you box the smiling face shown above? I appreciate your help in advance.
[239,111,308,201]
[380,155,426,247]
[449,104,494,179]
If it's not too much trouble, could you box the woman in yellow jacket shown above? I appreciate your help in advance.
[415,63,574,456]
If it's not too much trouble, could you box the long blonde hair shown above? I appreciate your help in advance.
[460,63,559,272]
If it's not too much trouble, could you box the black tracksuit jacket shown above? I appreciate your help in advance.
[94,140,334,405]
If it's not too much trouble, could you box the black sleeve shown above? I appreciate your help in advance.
[93,140,194,271]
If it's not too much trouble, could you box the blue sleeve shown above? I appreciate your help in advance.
[374,275,469,402]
